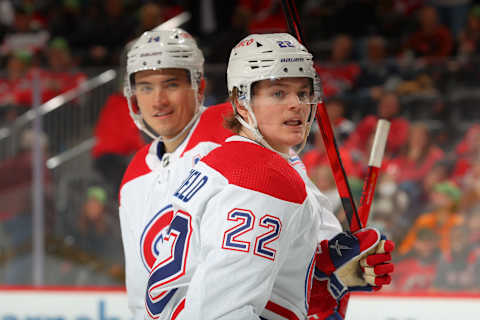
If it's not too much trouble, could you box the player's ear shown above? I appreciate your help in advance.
[235,101,249,121]
[231,87,248,120]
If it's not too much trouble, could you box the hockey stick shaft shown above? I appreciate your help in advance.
[152,11,191,31]
[315,95,361,230]
[280,0,362,230]
[356,119,390,230]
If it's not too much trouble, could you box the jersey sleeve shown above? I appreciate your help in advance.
[181,183,307,319]
[118,145,152,320]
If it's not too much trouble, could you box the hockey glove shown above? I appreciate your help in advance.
[314,227,395,300]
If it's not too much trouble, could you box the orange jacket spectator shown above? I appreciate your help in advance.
[399,211,464,255]
[399,182,464,255]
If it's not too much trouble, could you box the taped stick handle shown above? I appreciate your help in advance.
[368,119,390,168]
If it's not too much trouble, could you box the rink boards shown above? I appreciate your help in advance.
[0,287,478,320]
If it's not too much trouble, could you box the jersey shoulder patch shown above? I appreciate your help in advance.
[202,141,307,204]
[120,143,152,194]
[181,102,234,156]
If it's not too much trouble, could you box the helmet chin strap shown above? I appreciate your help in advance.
[235,100,290,159]
[163,105,204,145]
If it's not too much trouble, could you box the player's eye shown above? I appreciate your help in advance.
[272,90,285,100]
[297,91,310,103]
[136,84,153,93]
[164,81,181,90]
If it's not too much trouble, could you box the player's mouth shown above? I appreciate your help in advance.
[283,119,303,127]
[153,110,174,119]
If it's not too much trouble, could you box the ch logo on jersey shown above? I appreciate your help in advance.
[140,204,174,271]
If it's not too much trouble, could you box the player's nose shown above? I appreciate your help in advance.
[154,87,170,106]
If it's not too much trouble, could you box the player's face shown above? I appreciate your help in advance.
[249,77,313,154]
[134,69,197,139]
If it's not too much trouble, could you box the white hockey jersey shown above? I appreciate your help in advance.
[119,103,233,320]
[145,136,342,320]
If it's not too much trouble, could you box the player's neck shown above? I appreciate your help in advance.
[163,129,190,153]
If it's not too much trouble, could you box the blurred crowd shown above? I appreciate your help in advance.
[0,0,480,292]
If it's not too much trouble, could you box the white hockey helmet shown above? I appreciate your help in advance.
[227,33,321,156]
[124,28,205,140]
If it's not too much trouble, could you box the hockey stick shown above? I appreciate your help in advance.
[280,2,391,318]
[357,119,390,229]
[280,0,361,230]
[152,11,191,31]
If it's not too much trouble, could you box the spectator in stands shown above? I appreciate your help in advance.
[92,92,147,194]
[457,158,480,211]
[315,34,361,98]
[42,37,87,100]
[458,5,480,58]
[233,0,288,34]
[391,228,440,292]
[430,0,472,38]
[46,0,83,45]
[65,186,124,285]
[345,91,409,161]
[70,0,136,66]
[374,0,421,44]
[399,181,464,256]
[368,173,410,243]
[452,123,480,181]
[0,5,49,56]
[466,205,480,243]
[302,124,362,179]
[404,6,453,60]
[354,35,400,106]
[183,0,241,63]
[0,49,31,122]
[325,98,355,144]
[433,222,480,291]
[385,122,445,184]
[134,2,165,37]
[399,159,454,220]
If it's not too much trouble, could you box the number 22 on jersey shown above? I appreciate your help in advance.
[222,209,282,261]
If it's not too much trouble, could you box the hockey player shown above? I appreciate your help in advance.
[145,33,394,320]
[119,29,233,320]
